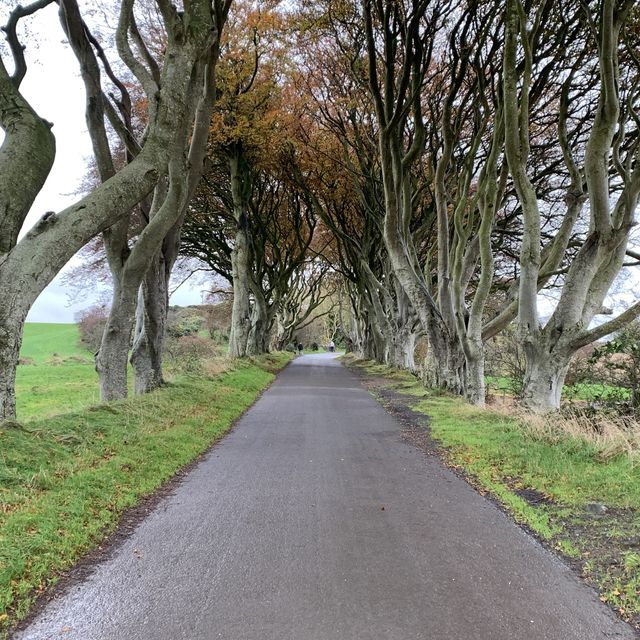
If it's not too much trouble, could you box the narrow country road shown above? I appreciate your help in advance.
[16,354,636,639]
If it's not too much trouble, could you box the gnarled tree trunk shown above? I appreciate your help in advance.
[0,302,29,420]
[131,253,168,394]
[96,280,137,400]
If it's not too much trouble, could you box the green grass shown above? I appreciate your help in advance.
[417,396,640,508]
[20,324,91,363]
[16,324,101,421]
[1,347,292,635]
[485,374,629,403]
[16,364,102,421]
[564,381,630,403]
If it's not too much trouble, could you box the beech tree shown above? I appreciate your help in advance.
[183,154,324,354]
[0,0,228,419]
[295,10,424,368]
[504,0,640,411]
[59,0,231,401]
[204,0,291,357]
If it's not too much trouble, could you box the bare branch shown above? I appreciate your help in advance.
[2,0,56,88]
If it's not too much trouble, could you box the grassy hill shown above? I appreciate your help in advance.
[20,323,92,364]
[17,324,99,421]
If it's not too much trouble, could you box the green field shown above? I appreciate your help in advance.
[17,324,117,421]
[19,323,91,363]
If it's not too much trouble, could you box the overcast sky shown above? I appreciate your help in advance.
[2,4,203,323]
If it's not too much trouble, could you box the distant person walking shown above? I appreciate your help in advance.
[329,340,335,353]
[297,342,304,356]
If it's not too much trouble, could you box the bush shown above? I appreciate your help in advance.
[165,335,221,374]
[206,301,232,342]
[485,326,526,397]
[75,303,109,352]
[166,307,205,338]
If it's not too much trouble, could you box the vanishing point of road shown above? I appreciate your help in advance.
[16,354,637,639]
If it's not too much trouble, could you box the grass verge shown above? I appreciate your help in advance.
[345,355,640,630]
[0,352,291,636]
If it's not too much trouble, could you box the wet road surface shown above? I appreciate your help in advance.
[15,354,637,639]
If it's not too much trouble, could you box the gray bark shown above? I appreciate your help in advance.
[246,287,274,355]
[96,281,137,401]
[131,254,168,394]
[0,304,28,420]
[389,327,416,372]
[465,349,485,406]
[228,150,253,358]
[520,341,570,412]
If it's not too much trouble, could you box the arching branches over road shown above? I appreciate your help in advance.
[0,0,230,418]
[183,153,328,355]
[504,0,640,410]
[5,0,640,418]
[302,0,640,410]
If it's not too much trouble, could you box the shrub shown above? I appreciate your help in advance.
[206,301,232,342]
[165,335,221,374]
[587,322,640,414]
[166,307,205,338]
[485,326,526,397]
[75,304,109,352]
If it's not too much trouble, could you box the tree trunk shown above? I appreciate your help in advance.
[422,324,466,393]
[131,254,168,394]
[465,341,486,406]
[389,327,416,372]
[227,149,253,359]
[520,347,569,412]
[228,239,252,357]
[0,306,27,420]
[246,295,272,355]
[96,282,138,401]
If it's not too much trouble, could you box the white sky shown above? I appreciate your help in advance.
[1,4,203,323]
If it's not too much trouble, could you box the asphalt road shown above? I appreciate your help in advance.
[16,354,636,639]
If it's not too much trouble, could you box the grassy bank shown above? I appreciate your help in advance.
[346,357,640,629]
[0,352,291,635]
